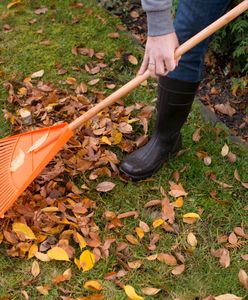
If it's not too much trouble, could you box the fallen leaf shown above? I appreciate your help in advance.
[35,7,48,15]
[84,280,102,291]
[124,285,144,300]
[169,181,188,198]
[234,169,241,182]
[228,232,238,245]
[204,156,212,166]
[47,247,70,261]
[79,250,95,272]
[152,218,164,228]
[135,227,145,239]
[183,213,201,220]
[13,223,36,240]
[238,269,248,289]
[214,102,236,117]
[214,294,241,300]
[141,287,161,296]
[128,55,138,65]
[10,149,25,172]
[128,260,142,269]
[192,128,201,142]
[108,32,120,39]
[241,254,248,261]
[31,69,44,79]
[227,151,236,163]
[74,232,87,250]
[126,234,139,245]
[88,78,100,85]
[117,211,139,219]
[7,0,22,9]
[187,232,197,247]
[157,253,177,266]
[35,252,51,262]
[221,144,229,157]
[52,268,72,284]
[31,260,40,278]
[96,181,115,192]
[172,197,184,208]
[139,221,150,233]
[36,285,49,296]
[171,264,185,275]
[27,131,49,153]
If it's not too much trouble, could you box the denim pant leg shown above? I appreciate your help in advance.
[168,0,231,83]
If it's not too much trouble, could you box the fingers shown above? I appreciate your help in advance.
[164,52,177,72]
[138,53,149,75]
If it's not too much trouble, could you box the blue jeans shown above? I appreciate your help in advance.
[168,0,231,82]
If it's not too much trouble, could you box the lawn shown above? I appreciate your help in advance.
[0,1,248,300]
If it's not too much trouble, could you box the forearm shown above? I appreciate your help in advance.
[141,0,174,36]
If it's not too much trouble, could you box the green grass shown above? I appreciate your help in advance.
[0,1,248,300]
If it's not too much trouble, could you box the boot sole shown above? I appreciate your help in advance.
[119,149,180,181]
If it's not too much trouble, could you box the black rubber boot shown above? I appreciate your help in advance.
[119,76,200,180]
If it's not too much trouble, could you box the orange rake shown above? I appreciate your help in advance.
[0,1,247,217]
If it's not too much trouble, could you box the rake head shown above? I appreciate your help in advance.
[0,123,73,217]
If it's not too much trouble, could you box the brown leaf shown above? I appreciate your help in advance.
[234,169,241,182]
[171,264,185,275]
[157,253,177,266]
[187,232,197,247]
[139,221,150,233]
[214,294,241,300]
[192,128,201,142]
[168,181,188,198]
[161,198,175,224]
[126,234,139,245]
[52,268,72,285]
[221,143,229,157]
[241,182,248,189]
[228,232,238,245]
[144,199,161,208]
[234,227,248,239]
[127,260,142,269]
[204,156,212,166]
[117,211,139,219]
[214,102,236,117]
[96,181,115,192]
[238,269,248,289]
[227,151,236,163]
[241,254,248,261]
[35,7,48,15]
[212,248,230,268]
[108,32,120,39]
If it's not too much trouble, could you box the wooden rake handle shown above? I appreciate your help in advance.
[69,0,248,131]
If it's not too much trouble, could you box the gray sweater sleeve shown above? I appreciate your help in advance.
[141,0,174,36]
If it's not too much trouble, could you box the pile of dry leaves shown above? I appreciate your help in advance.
[0,72,247,299]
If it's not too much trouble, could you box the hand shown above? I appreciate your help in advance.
[138,32,180,77]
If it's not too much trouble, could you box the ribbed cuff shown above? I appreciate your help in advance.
[146,9,174,36]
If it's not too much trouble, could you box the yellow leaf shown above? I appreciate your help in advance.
[80,250,95,272]
[183,213,201,220]
[75,232,87,250]
[13,222,36,240]
[135,227,144,240]
[74,257,81,269]
[31,260,40,278]
[10,149,25,172]
[7,0,22,9]
[27,131,49,153]
[152,218,164,228]
[84,280,102,291]
[112,131,122,145]
[36,285,49,296]
[47,247,70,261]
[172,197,184,208]
[101,136,111,145]
[41,207,60,213]
[124,285,144,300]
